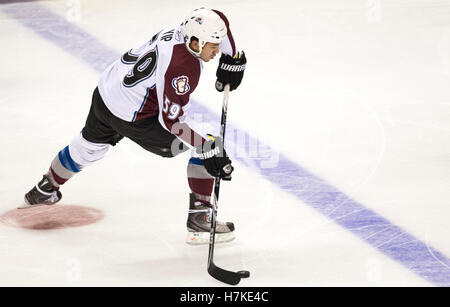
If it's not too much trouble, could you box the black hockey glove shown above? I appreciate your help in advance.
[197,137,234,180]
[215,51,247,92]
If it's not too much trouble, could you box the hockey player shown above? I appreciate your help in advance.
[22,7,247,244]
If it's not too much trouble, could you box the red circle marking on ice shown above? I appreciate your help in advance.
[0,205,104,230]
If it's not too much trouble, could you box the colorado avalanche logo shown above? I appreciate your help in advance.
[172,76,190,95]
[195,17,203,25]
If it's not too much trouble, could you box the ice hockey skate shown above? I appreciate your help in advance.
[186,193,235,245]
[20,175,62,209]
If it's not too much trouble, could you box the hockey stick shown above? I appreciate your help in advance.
[207,84,250,285]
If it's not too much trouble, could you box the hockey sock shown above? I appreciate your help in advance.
[187,157,214,205]
[46,133,111,188]
[47,145,82,188]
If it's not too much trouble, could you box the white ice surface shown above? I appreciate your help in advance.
[0,0,449,286]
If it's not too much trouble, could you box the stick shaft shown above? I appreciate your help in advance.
[213,84,230,203]
[208,84,230,267]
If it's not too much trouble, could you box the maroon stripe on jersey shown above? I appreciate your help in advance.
[188,177,214,196]
[134,86,159,122]
[163,43,205,147]
[213,9,236,56]
[50,167,69,185]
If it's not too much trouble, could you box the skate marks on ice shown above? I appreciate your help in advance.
[0,1,118,74]
[0,205,104,230]
[2,1,450,286]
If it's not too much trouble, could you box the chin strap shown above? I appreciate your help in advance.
[185,41,202,58]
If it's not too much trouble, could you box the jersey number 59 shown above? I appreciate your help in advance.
[163,96,181,120]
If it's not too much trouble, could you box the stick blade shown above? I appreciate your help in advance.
[208,262,241,285]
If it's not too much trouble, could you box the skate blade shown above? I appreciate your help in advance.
[186,231,236,245]
[17,202,57,209]
[18,196,58,209]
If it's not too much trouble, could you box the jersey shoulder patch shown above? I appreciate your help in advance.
[171,75,190,95]
[164,44,201,102]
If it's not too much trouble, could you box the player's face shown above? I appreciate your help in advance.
[200,43,220,62]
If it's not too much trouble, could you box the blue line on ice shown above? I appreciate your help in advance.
[2,1,449,286]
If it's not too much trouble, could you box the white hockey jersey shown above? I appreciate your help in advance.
[98,10,237,148]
